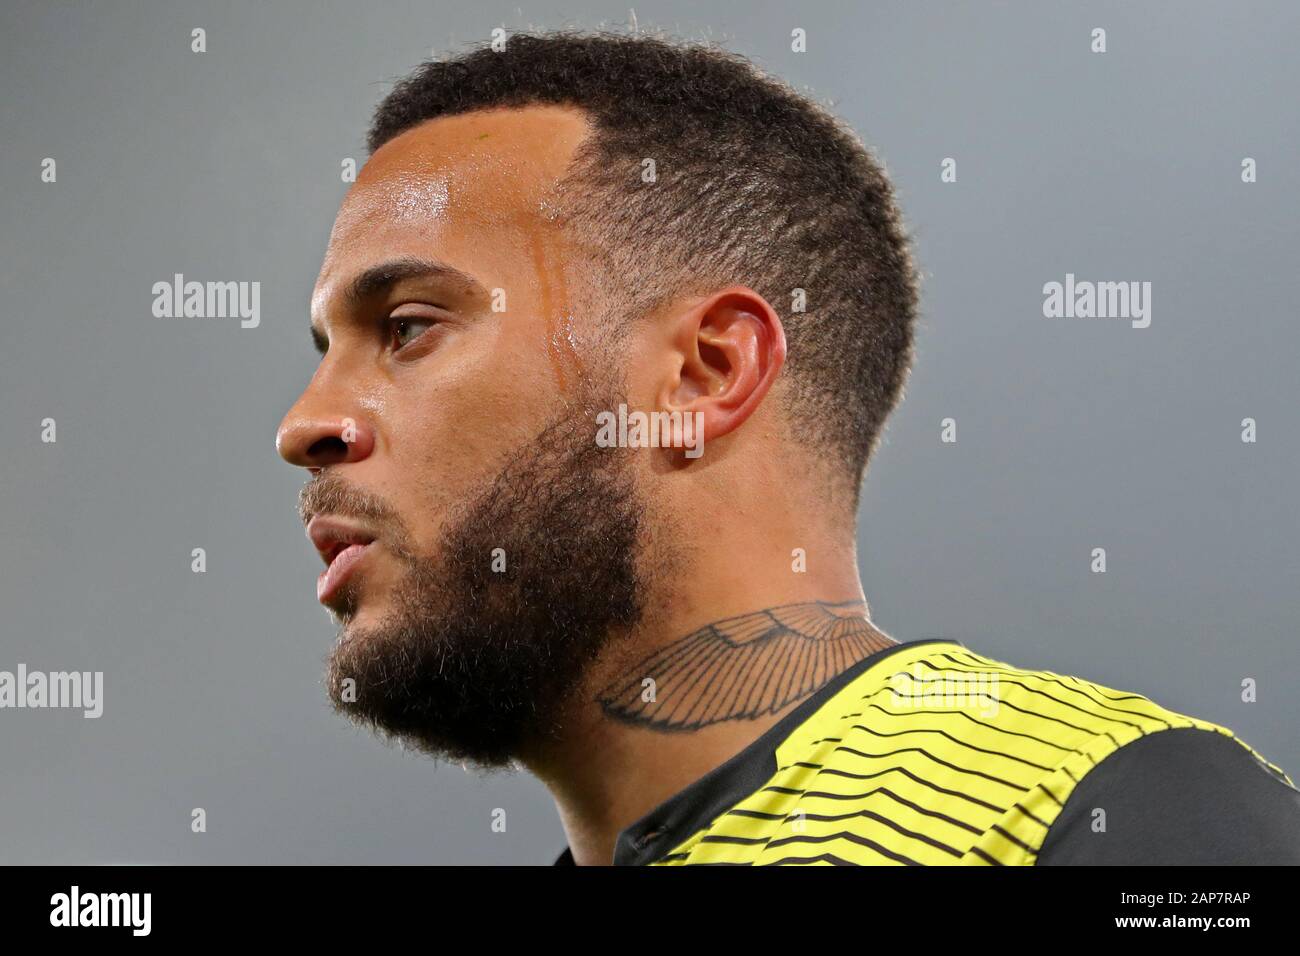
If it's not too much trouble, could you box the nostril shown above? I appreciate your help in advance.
[306,435,350,464]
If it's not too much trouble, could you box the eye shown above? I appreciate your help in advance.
[390,316,438,350]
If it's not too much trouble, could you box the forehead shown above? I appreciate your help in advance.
[315,105,594,301]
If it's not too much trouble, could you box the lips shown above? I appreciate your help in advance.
[306,516,377,605]
[316,541,372,603]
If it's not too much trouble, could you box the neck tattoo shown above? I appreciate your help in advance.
[597,600,896,732]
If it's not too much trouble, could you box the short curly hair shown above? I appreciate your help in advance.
[368,30,919,501]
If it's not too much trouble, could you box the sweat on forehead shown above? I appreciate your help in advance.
[339,105,595,233]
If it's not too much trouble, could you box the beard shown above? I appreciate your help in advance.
[308,383,647,769]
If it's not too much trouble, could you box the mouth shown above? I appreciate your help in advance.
[306,516,378,606]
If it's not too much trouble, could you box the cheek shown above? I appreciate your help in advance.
[380,321,564,540]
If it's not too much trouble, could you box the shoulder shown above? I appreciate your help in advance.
[660,641,1299,866]
[861,644,1300,865]
[1036,724,1300,864]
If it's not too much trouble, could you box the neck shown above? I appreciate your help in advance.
[520,528,896,865]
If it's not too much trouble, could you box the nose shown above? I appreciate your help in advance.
[276,393,376,470]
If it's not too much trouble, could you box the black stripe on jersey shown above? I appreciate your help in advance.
[886,674,1136,742]
[841,721,1058,773]
[787,763,1010,814]
[789,792,984,838]
[919,654,1179,732]
[940,652,1177,726]
[764,831,925,865]
[860,697,1081,752]
[833,743,1031,794]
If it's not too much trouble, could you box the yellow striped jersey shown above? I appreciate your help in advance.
[554,639,1300,865]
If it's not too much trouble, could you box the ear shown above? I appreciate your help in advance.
[660,286,786,445]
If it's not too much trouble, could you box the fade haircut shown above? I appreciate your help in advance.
[368,31,919,502]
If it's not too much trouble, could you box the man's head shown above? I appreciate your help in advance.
[276,31,918,767]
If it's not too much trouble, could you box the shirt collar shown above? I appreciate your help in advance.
[553,638,959,865]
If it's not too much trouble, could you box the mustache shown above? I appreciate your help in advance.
[298,472,402,534]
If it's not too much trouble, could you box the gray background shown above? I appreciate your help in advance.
[1,1,1296,864]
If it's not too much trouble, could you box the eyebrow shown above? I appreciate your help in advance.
[311,256,485,354]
